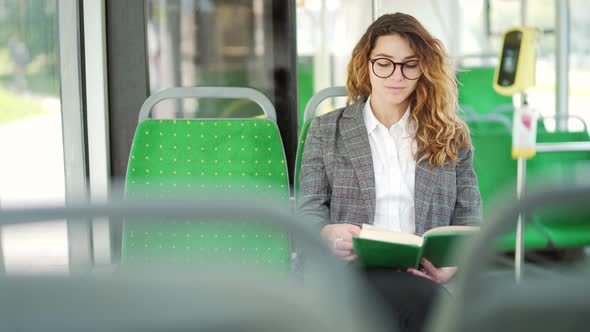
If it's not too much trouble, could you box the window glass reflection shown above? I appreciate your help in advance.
[146,0,274,119]
[295,0,371,123]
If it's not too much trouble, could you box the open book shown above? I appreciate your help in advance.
[352,224,479,269]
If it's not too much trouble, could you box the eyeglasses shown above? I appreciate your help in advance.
[369,58,422,80]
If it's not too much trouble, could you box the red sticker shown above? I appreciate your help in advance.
[521,115,532,130]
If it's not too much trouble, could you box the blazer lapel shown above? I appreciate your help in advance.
[414,155,441,234]
[340,99,376,222]
[338,99,444,232]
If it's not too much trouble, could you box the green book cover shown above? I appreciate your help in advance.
[353,236,422,269]
[421,231,477,267]
[353,224,479,269]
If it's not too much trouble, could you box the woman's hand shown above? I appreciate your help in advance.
[407,258,457,284]
[320,223,361,262]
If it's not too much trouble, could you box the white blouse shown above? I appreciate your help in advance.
[363,97,417,233]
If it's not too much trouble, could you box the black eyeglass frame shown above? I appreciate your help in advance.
[369,58,422,80]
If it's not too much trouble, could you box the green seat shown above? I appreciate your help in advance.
[463,113,513,132]
[429,186,590,332]
[457,66,547,131]
[528,130,590,248]
[470,119,590,250]
[468,122,552,250]
[123,87,291,273]
[458,66,513,115]
[470,126,517,208]
[494,223,551,251]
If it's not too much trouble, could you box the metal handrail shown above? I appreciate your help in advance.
[138,87,277,123]
[463,113,512,131]
[536,141,590,153]
[302,86,348,123]
[538,114,588,133]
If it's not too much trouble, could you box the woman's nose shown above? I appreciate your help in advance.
[390,66,404,81]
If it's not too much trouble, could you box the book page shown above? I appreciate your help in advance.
[360,224,386,232]
[359,224,423,247]
[423,225,479,237]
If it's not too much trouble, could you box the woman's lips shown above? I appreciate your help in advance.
[385,86,405,92]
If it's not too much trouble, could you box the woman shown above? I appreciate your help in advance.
[298,12,482,332]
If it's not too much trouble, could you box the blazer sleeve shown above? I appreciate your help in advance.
[297,117,331,225]
[451,147,483,226]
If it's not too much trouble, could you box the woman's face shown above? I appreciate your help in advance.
[368,34,420,107]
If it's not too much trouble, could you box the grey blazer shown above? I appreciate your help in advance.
[297,98,482,235]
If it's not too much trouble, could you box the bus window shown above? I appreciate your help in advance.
[0,0,68,274]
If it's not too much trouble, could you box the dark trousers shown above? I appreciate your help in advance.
[360,269,450,332]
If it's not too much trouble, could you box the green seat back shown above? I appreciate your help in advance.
[123,118,291,272]
[470,125,552,250]
[527,131,590,248]
[458,67,513,115]
[470,127,517,207]
[531,131,590,176]
[494,222,551,251]
[473,127,590,249]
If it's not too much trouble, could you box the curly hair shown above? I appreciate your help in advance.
[346,12,471,167]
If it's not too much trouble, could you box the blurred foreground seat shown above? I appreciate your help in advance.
[0,201,395,332]
[428,185,590,332]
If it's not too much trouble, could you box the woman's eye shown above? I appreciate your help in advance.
[376,61,392,67]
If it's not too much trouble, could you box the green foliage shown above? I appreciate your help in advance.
[0,87,48,124]
[0,0,58,96]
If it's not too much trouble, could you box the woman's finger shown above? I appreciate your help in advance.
[341,254,358,262]
[332,239,354,251]
[420,258,438,275]
[438,267,458,283]
[346,224,361,236]
[407,268,434,281]
[334,231,355,242]
[332,248,355,257]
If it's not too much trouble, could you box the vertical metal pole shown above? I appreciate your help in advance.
[313,0,329,92]
[483,0,492,64]
[556,0,570,131]
[515,157,526,283]
[372,0,382,21]
[449,0,461,58]
[521,0,528,26]
[58,0,93,274]
[83,0,112,266]
[515,1,530,283]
